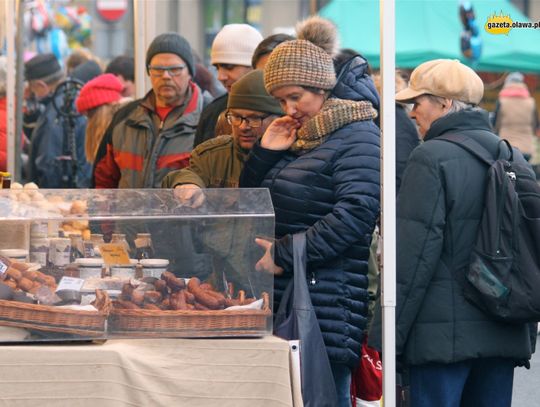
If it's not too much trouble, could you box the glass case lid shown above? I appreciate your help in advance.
[0,188,274,220]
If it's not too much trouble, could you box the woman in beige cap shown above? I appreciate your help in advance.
[240,16,381,407]
[369,59,535,407]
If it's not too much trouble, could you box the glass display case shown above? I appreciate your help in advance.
[0,188,274,342]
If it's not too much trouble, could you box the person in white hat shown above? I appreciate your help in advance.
[369,59,535,407]
[193,24,263,148]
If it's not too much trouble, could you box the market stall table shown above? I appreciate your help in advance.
[0,335,297,407]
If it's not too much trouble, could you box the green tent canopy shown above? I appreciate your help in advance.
[320,0,540,72]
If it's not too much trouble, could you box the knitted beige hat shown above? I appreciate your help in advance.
[211,24,263,66]
[264,16,338,94]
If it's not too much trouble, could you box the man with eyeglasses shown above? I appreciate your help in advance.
[93,32,203,188]
[192,24,263,149]
[162,70,282,290]
[162,70,282,198]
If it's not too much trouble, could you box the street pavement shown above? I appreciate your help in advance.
[513,333,540,406]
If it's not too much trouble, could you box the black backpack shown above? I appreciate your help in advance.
[439,133,540,323]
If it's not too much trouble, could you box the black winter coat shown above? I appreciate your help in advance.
[28,91,90,188]
[370,108,533,366]
[240,58,381,368]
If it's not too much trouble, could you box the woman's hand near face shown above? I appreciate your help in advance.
[260,116,300,151]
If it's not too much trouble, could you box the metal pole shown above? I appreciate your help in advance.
[381,0,396,406]
[14,0,24,182]
[6,0,16,178]
[133,0,155,98]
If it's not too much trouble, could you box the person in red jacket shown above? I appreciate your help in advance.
[76,73,130,163]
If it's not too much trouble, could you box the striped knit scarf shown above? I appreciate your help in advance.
[290,98,378,154]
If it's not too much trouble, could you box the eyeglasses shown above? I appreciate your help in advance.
[147,64,187,77]
[226,113,269,128]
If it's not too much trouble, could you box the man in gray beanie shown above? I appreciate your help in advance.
[93,32,203,188]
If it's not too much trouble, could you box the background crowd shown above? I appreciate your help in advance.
[0,13,538,407]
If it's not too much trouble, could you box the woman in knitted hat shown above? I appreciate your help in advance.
[240,16,380,406]
[76,73,132,162]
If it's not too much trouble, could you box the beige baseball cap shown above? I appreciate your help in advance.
[395,59,484,105]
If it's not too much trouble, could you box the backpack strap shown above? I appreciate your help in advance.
[437,132,513,166]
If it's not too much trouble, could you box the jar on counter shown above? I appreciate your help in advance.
[135,233,154,260]
[0,249,29,262]
[0,172,11,189]
[85,233,105,258]
[29,237,49,267]
[140,259,169,278]
[111,233,130,255]
[75,258,104,279]
[30,221,49,238]
[69,234,85,263]
[48,237,71,267]
[110,259,138,279]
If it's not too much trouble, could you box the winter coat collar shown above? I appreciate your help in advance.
[424,108,491,142]
[332,54,380,110]
[128,81,201,130]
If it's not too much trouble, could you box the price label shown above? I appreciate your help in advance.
[98,243,131,265]
[0,260,7,276]
[56,276,85,292]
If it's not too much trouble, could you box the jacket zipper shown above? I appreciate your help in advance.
[495,169,508,256]
[141,121,163,187]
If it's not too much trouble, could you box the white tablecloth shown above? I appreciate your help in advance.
[0,336,296,407]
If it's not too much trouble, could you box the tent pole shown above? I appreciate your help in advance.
[133,0,156,99]
[380,0,396,406]
[5,0,16,178]
[14,0,24,182]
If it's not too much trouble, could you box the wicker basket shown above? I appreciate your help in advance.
[109,296,272,338]
[0,290,111,337]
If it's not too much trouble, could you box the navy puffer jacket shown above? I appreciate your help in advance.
[240,58,380,368]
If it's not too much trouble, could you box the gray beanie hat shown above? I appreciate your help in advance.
[145,32,195,76]
[24,53,62,81]
[228,70,283,116]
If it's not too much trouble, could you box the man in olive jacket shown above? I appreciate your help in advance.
[370,59,535,407]
[162,70,282,291]
[162,69,282,192]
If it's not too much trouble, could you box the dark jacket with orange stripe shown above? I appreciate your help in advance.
[92,82,203,188]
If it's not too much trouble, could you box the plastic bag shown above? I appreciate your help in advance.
[274,233,338,407]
